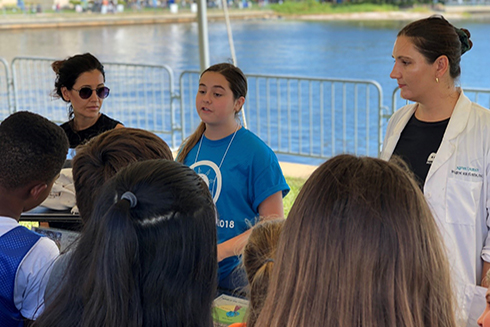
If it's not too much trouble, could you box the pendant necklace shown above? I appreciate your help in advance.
[194,124,240,197]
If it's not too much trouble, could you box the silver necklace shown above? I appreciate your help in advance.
[194,125,240,168]
[193,125,240,200]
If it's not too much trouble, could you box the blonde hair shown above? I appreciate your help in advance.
[176,63,247,163]
[243,219,285,327]
[485,269,490,286]
[256,154,457,327]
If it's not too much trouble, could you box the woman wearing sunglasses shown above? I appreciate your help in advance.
[52,53,124,149]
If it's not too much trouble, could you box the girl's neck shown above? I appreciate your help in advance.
[73,113,101,131]
[415,86,460,122]
[204,121,241,140]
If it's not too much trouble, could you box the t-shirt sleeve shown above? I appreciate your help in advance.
[14,237,60,320]
[44,252,72,307]
[250,144,290,212]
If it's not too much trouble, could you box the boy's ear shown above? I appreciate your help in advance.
[29,183,48,201]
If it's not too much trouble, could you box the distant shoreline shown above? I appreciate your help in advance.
[0,10,277,30]
[1,6,489,30]
[294,5,490,21]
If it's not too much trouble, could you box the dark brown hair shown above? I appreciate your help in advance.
[34,159,217,327]
[72,128,173,223]
[256,154,457,327]
[176,63,247,162]
[398,15,472,79]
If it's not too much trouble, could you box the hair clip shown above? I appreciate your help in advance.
[121,191,137,208]
[454,27,471,55]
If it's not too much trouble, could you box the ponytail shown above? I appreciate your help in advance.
[242,219,284,327]
[34,159,217,327]
[82,198,142,327]
[248,260,274,327]
[176,122,206,163]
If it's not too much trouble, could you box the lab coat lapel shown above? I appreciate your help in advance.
[381,106,416,160]
[425,91,472,184]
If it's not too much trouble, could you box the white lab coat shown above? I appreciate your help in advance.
[381,91,490,327]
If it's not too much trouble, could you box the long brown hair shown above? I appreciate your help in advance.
[33,160,217,327]
[256,154,457,327]
[243,219,284,327]
[176,63,247,162]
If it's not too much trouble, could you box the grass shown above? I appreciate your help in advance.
[284,175,307,217]
[406,5,430,12]
[268,2,398,15]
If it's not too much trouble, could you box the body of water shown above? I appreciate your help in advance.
[2,17,489,93]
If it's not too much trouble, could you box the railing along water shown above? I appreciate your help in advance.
[391,86,490,116]
[10,57,179,149]
[180,71,384,160]
[0,57,10,120]
[0,56,415,161]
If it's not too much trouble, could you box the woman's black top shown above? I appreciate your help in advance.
[393,114,449,187]
[61,113,122,148]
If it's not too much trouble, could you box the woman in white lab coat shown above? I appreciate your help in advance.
[381,15,490,326]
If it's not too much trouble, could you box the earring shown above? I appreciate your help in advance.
[436,77,439,83]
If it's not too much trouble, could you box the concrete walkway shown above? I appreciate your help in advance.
[280,162,317,179]
[0,9,277,29]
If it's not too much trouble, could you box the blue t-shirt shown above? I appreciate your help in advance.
[183,127,289,281]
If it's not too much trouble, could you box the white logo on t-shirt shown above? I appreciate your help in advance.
[190,160,222,204]
[426,152,437,165]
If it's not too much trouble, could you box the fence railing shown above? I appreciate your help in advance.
[0,57,10,120]
[5,56,490,163]
[391,86,490,118]
[10,57,180,149]
[180,71,384,159]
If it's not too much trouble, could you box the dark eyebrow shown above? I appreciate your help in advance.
[199,83,225,91]
[80,83,104,88]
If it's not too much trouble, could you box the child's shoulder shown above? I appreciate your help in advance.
[0,223,59,254]
[238,128,272,150]
[234,129,280,167]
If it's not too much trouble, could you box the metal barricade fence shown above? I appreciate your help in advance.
[0,57,11,121]
[391,86,490,117]
[462,88,490,109]
[6,57,490,162]
[11,57,179,149]
[180,71,384,160]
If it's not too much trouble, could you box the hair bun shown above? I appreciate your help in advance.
[455,27,473,55]
[51,60,65,74]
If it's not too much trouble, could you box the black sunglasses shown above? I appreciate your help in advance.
[72,86,110,100]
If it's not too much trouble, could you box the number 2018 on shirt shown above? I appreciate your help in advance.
[217,220,235,229]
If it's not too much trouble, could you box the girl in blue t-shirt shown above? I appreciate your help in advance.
[177,63,289,291]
